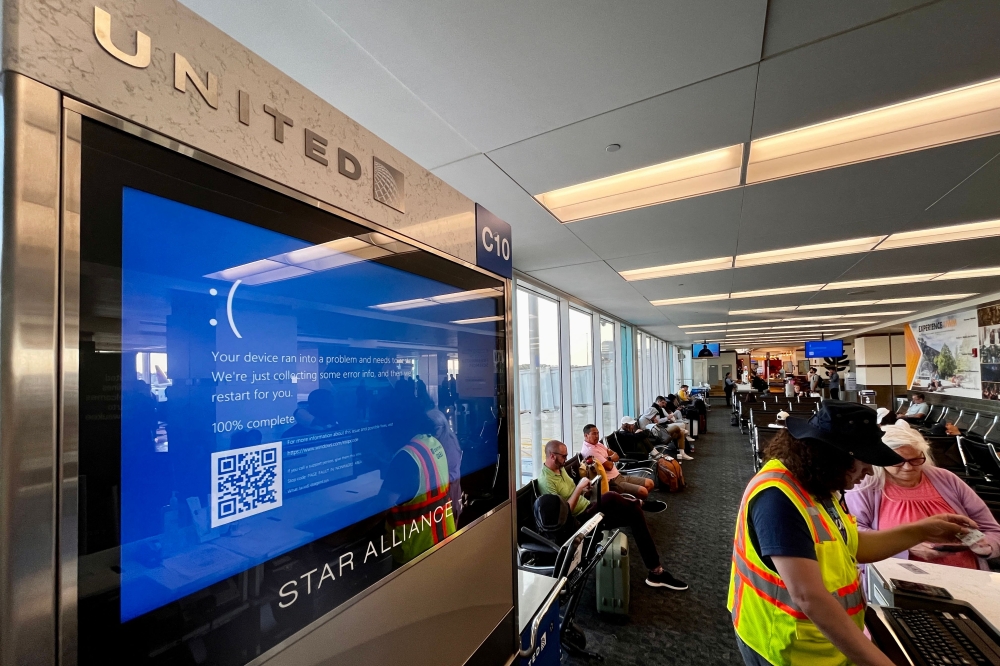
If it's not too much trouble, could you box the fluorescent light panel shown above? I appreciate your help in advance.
[451,316,504,325]
[729,298,968,315]
[536,144,744,223]
[746,74,1000,184]
[655,274,982,307]
[623,219,1000,283]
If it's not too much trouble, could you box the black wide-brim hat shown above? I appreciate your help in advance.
[785,400,905,467]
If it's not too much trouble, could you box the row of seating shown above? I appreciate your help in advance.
[897,397,1000,445]
[733,393,820,471]
[515,411,703,658]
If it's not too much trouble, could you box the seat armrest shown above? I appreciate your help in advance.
[520,526,561,553]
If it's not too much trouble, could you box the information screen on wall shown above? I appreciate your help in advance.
[77,120,508,663]
[804,340,844,358]
[692,343,720,358]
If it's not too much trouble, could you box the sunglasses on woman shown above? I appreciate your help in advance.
[890,454,926,468]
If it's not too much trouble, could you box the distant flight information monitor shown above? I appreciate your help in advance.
[805,340,844,358]
[693,343,720,358]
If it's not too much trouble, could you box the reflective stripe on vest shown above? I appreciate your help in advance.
[386,435,455,561]
[732,547,865,618]
[728,459,864,666]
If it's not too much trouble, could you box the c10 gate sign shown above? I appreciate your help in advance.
[476,204,512,279]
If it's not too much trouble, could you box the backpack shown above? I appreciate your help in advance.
[656,458,685,492]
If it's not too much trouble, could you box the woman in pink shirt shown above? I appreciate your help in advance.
[845,421,1000,570]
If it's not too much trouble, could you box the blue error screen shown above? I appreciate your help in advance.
[118,188,503,622]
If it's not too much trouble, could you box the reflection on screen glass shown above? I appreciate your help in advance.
[77,120,507,663]
[118,188,502,620]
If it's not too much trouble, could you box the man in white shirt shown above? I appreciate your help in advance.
[580,424,654,499]
[899,392,930,422]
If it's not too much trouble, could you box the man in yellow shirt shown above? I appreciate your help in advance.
[537,439,687,590]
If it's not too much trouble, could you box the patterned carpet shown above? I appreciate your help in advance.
[563,404,755,665]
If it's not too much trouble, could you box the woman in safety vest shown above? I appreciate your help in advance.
[730,401,977,666]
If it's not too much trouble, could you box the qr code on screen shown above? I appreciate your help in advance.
[210,441,283,528]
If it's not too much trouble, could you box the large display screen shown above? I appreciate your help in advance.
[78,120,508,662]
[805,340,844,358]
[692,342,720,358]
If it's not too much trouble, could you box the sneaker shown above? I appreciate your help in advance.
[641,499,667,513]
[676,451,694,461]
[646,570,688,590]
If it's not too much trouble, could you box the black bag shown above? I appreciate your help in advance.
[533,494,579,546]
[730,412,739,427]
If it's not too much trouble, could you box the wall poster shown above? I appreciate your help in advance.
[978,303,1000,401]
[904,309,980,398]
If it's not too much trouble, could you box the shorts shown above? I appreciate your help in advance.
[608,474,649,496]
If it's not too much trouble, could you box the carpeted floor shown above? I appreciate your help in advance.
[563,403,755,665]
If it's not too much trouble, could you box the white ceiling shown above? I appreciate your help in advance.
[179,0,1000,345]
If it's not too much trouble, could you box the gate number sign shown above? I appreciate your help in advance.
[475,204,512,278]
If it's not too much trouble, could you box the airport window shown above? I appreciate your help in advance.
[620,324,635,418]
[515,286,562,485]
[600,318,617,438]
[569,308,595,451]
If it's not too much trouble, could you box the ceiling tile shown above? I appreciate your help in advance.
[762,0,931,57]
[178,0,477,170]
[432,154,601,272]
[753,0,1000,139]
[313,0,767,151]
[737,135,1000,253]
[488,66,759,195]
[574,189,746,264]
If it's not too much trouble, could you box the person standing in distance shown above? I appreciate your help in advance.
[828,367,841,400]
[730,401,976,666]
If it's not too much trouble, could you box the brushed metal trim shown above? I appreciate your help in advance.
[60,97,500,282]
[59,109,82,666]
[61,95,516,665]
[504,277,520,657]
[0,72,62,666]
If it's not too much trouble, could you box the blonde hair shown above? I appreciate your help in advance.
[858,421,935,491]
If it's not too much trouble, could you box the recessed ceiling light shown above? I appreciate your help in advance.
[606,143,621,152]
[746,74,1000,184]
[730,284,826,299]
[621,256,733,281]
[932,266,1000,281]
[651,293,730,306]
[620,219,1000,282]
[536,144,745,223]
[734,236,885,269]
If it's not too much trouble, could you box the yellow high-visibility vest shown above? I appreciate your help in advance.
[728,459,865,666]
[386,435,456,564]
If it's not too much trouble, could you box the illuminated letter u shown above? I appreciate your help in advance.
[94,7,151,68]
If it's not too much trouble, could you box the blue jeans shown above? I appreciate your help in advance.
[735,632,771,666]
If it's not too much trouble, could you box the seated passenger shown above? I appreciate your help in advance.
[580,424,654,500]
[606,416,655,456]
[640,397,695,458]
[898,392,929,422]
[677,385,692,405]
[846,421,1000,570]
[537,439,688,590]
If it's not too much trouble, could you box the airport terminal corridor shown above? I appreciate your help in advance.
[563,407,754,666]
[5,2,1000,666]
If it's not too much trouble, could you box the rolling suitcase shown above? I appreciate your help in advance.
[596,531,630,615]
